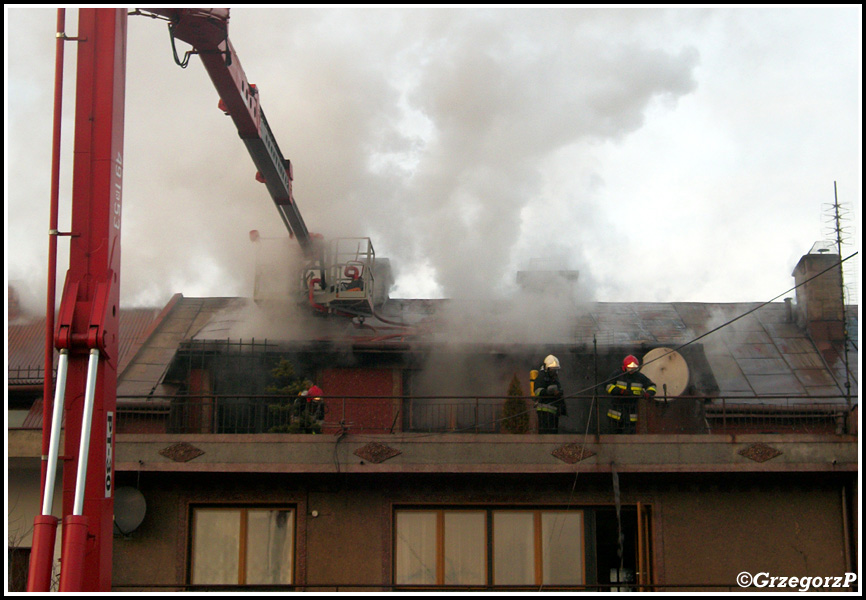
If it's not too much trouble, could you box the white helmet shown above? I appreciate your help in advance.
[543,355,561,370]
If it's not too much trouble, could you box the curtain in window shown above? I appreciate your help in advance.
[493,512,535,585]
[443,512,485,585]
[246,509,294,585]
[395,511,437,585]
[191,508,294,585]
[192,509,240,585]
[541,511,583,585]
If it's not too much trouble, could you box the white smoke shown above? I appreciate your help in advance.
[128,7,698,309]
[11,7,856,315]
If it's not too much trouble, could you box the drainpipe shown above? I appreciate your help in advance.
[30,11,68,591]
[841,485,852,582]
[41,6,67,507]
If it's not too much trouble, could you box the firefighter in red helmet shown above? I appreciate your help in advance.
[293,384,326,433]
[605,355,657,433]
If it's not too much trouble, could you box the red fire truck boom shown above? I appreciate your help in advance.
[147,8,379,315]
[146,8,313,251]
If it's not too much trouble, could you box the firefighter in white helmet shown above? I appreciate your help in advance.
[531,354,567,433]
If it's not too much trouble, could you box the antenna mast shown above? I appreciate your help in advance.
[827,181,853,408]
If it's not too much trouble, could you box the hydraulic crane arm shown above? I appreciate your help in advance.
[143,8,313,252]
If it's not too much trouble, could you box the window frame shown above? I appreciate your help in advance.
[393,506,586,589]
[394,509,488,587]
[189,505,296,587]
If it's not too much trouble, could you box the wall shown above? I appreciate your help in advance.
[110,470,855,591]
[7,458,63,591]
[321,368,401,434]
[657,473,851,591]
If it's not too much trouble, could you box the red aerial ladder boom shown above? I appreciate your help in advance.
[143,8,313,252]
[145,8,380,316]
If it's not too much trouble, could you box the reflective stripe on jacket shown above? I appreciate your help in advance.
[607,408,638,422]
[605,372,657,397]
[536,403,558,414]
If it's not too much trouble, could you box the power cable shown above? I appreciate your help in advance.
[329,254,859,588]
[534,253,856,590]
[348,251,858,440]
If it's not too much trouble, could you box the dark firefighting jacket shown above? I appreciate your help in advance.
[605,371,657,399]
[533,368,567,417]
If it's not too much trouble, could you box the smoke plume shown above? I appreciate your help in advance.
[8,7,701,311]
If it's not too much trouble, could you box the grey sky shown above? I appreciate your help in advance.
[5,6,862,315]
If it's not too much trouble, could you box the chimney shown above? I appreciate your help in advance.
[791,245,845,343]
[8,285,22,322]
[516,269,579,291]
[517,258,579,293]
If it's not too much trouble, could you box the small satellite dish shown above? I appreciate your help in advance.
[114,486,146,534]
[641,348,689,399]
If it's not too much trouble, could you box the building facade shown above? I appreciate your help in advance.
[7,249,859,591]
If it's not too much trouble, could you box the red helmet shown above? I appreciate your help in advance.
[622,355,640,372]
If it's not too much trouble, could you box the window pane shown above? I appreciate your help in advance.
[246,509,294,584]
[443,512,485,585]
[541,511,584,585]
[395,511,437,585]
[493,512,534,585]
[192,509,240,584]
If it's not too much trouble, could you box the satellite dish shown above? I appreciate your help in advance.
[114,486,146,534]
[641,348,689,399]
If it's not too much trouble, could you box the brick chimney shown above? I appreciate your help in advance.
[8,285,22,322]
[791,246,845,343]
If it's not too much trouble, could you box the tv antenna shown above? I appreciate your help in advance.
[823,181,855,408]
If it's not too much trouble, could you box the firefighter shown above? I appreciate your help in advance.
[306,384,326,425]
[293,384,326,433]
[605,355,657,433]
[532,355,567,434]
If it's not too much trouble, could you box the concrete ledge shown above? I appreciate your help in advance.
[115,433,858,474]
[8,429,64,458]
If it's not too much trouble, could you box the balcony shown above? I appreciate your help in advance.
[11,394,856,476]
[104,394,856,436]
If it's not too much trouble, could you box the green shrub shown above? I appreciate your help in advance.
[502,373,530,434]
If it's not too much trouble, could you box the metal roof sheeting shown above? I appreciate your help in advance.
[7,307,164,386]
[8,296,857,407]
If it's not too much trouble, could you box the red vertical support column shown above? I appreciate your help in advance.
[56,8,127,592]
[27,8,70,593]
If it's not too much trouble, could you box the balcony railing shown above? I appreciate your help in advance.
[102,394,857,436]
[8,366,52,386]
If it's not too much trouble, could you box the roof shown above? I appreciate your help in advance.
[8,294,857,405]
[7,306,164,387]
[116,295,241,397]
[135,296,858,403]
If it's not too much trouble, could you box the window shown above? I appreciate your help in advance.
[394,508,584,588]
[395,510,486,585]
[190,507,294,586]
[493,510,584,586]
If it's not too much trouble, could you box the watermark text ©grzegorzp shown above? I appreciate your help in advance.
[737,571,857,591]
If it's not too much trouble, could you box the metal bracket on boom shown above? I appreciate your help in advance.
[55,271,118,365]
